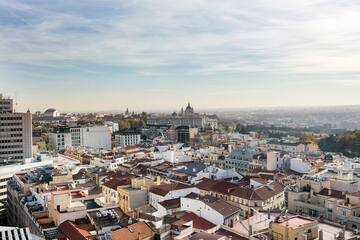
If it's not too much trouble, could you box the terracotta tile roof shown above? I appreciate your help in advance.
[195,179,238,195]
[208,199,241,217]
[149,183,191,197]
[59,220,95,240]
[152,162,174,172]
[103,178,131,190]
[185,193,240,217]
[258,173,275,180]
[230,181,285,201]
[180,212,216,231]
[251,178,268,185]
[104,171,134,181]
[159,198,181,209]
[111,221,155,240]
[215,227,249,240]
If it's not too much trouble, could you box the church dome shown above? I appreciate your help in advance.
[184,103,194,115]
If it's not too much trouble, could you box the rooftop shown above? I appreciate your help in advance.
[111,221,155,240]
[179,212,216,231]
[277,216,316,229]
[158,198,181,210]
[176,163,207,177]
[149,183,191,197]
[59,220,95,240]
[87,207,132,229]
[185,193,240,217]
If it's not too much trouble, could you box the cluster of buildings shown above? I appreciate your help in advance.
[48,125,112,151]
[5,149,290,240]
[146,103,218,130]
[1,94,358,240]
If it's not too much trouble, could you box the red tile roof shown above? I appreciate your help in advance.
[185,193,240,217]
[103,178,131,190]
[195,179,238,195]
[59,220,95,240]
[111,221,155,240]
[180,212,216,231]
[230,181,285,201]
[149,183,191,196]
[159,198,181,209]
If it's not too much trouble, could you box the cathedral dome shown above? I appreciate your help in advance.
[184,102,194,116]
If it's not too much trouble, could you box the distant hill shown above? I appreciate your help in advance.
[319,130,360,157]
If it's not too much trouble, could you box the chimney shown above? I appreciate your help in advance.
[156,176,161,185]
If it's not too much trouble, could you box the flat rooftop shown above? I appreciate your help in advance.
[278,216,315,228]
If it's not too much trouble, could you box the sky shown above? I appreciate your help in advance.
[1,0,360,112]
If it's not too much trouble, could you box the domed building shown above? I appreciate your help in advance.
[43,108,60,118]
[184,102,194,116]
[146,102,218,130]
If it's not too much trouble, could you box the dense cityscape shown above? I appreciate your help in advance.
[0,93,360,240]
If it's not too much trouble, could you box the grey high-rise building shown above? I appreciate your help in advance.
[0,94,13,113]
[0,94,32,163]
[176,126,190,145]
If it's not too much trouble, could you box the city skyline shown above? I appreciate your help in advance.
[1,0,360,112]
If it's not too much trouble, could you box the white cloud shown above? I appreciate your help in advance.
[1,0,360,76]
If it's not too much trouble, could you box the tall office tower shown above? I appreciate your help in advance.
[0,94,32,164]
[0,94,13,113]
[176,126,190,145]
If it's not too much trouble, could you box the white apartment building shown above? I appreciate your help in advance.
[49,132,72,151]
[224,149,259,173]
[81,126,111,150]
[105,121,119,133]
[180,193,241,226]
[267,141,305,154]
[290,158,312,174]
[149,183,199,208]
[50,126,112,150]
[0,95,32,161]
[90,156,126,170]
[115,130,141,148]
[71,126,111,150]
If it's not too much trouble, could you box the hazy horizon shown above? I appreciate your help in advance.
[8,99,360,114]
